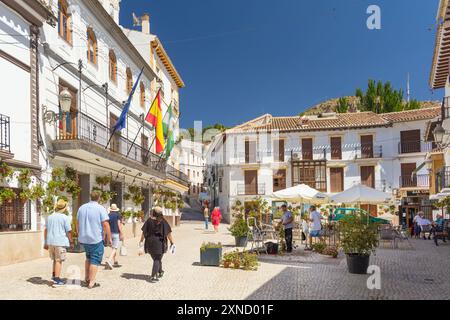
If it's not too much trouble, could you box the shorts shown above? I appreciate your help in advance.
[48,246,67,262]
[111,233,120,249]
[82,241,104,266]
[310,230,321,237]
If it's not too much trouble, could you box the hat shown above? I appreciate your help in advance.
[54,199,68,212]
[109,204,120,212]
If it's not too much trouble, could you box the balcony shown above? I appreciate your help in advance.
[290,148,327,161]
[0,114,11,154]
[234,151,267,164]
[398,141,433,154]
[399,174,430,189]
[53,112,189,186]
[436,167,450,193]
[236,183,266,196]
[354,144,383,159]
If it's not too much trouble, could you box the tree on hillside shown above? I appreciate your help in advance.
[336,97,350,113]
[355,80,418,113]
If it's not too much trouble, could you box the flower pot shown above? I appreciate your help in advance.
[346,253,370,274]
[223,261,231,268]
[233,261,241,269]
[234,236,248,247]
[200,247,222,266]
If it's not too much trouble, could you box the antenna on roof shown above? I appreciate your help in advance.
[132,12,142,27]
[407,73,411,104]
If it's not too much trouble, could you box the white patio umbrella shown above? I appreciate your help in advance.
[377,212,396,221]
[272,184,329,204]
[330,184,393,205]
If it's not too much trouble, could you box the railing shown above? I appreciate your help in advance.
[442,96,450,120]
[0,114,10,152]
[398,141,433,154]
[56,112,189,184]
[436,167,450,193]
[167,164,190,186]
[354,144,383,159]
[290,148,327,161]
[236,183,266,196]
[399,174,430,188]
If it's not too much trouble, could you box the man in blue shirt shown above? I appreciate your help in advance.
[44,198,73,287]
[280,204,294,253]
[76,190,111,289]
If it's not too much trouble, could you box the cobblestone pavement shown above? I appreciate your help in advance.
[0,221,449,300]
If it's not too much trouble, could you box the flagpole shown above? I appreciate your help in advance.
[126,114,145,157]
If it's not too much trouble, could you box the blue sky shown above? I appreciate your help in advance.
[120,0,441,128]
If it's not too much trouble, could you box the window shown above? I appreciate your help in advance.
[244,170,258,195]
[126,68,133,94]
[140,82,145,108]
[245,140,257,163]
[330,137,342,160]
[273,169,286,192]
[58,0,71,43]
[360,135,374,158]
[302,138,313,160]
[187,169,191,179]
[330,167,344,193]
[109,50,117,83]
[400,130,421,154]
[87,28,97,65]
[400,163,417,188]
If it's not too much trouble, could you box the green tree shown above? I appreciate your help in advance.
[336,97,350,113]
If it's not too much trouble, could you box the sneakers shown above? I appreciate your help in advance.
[105,261,113,270]
[52,278,66,287]
[157,271,165,278]
[149,276,159,283]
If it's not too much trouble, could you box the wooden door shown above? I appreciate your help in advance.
[274,139,285,162]
[244,170,258,195]
[245,140,256,163]
[302,138,313,160]
[330,137,342,160]
[360,135,373,158]
[401,163,417,187]
[361,166,375,188]
[330,167,344,193]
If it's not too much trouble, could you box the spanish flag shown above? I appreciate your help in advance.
[145,90,165,154]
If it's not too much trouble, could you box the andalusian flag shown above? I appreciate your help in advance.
[163,103,175,158]
[145,90,165,154]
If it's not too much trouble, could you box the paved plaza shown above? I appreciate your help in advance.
[0,218,449,300]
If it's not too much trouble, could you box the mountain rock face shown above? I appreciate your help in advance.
[301,96,441,116]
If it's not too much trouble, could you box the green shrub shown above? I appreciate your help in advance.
[339,212,379,256]
[311,242,326,254]
[228,215,249,237]
[201,242,222,251]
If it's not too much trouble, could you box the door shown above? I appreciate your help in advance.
[109,113,121,153]
[330,167,344,193]
[360,166,375,188]
[330,137,342,160]
[302,138,313,160]
[273,169,286,192]
[245,140,257,163]
[274,139,285,162]
[244,170,258,195]
[110,182,123,209]
[400,130,421,153]
[361,204,378,217]
[360,135,373,158]
[401,163,417,187]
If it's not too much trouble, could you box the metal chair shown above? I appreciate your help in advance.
[247,217,266,254]
[379,226,398,249]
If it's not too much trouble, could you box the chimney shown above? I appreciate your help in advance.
[141,13,150,35]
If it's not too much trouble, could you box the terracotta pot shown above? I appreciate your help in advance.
[223,261,231,268]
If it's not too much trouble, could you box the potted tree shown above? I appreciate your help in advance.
[200,242,223,266]
[339,212,379,274]
[0,188,17,204]
[229,214,249,247]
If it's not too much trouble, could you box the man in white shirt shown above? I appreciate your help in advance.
[306,206,322,250]
[416,212,432,240]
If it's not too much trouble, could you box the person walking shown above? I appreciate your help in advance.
[203,206,210,230]
[306,205,322,250]
[105,204,124,270]
[211,207,222,233]
[44,198,73,287]
[139,207,174,282]
[76,190,111,289]
[301,213,310,249]
[279,204,294,253]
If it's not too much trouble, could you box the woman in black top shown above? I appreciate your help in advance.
[139,207,174,282]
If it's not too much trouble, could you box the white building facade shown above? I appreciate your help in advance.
[205,109,440,224]
[178,139,206,198]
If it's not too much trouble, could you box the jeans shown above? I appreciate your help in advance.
[150,253,163,277]
[204,218,209,230]
[285,228,293,253]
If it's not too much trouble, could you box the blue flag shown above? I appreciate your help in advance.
[113,67,144,132]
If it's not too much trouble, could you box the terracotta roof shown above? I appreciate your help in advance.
[380,107,441,123]
[226,107,441,134]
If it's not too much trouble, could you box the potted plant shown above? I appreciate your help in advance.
[0,187,16,204]
[17,168,32,188]
[200,242,222,266]
[241,251,258,271]
[232,251,241,269]
[229,214,249,247]
[322,246,339,258]
[222,252,233,268]
[339,212,379,274]
[0,162,13,183]
[123,192,131,201]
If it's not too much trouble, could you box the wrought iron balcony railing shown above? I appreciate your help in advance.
[354,144,383,159]
[0,114,11,153]
[399,174,430,188]
[436,167,450,193]
[398,141,433,154]
[236,183,266,196]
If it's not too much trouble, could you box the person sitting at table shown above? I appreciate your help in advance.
[416,212,432,240]
[431,214,447,246]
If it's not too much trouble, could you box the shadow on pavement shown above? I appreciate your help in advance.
[121,273,148,281]
[26,277,55,287]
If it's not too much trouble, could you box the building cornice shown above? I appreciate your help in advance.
[430,0,450,89]
[152,38,185,88]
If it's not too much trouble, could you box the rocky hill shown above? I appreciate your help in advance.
[301,96,441,116]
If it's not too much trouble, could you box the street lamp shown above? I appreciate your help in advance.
[433,123,446,146]
[59,87,72,113]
